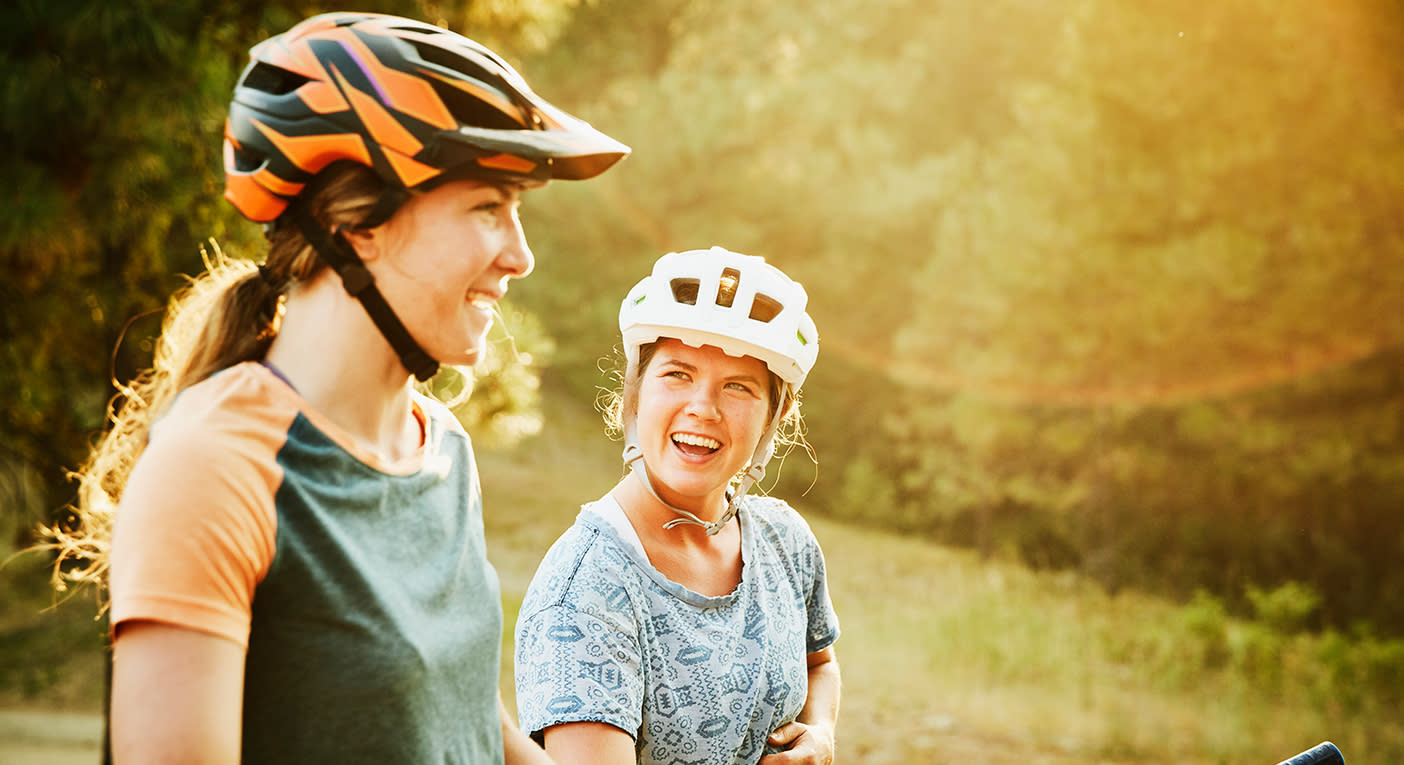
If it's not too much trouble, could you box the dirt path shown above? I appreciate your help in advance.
[0,705,1133,765]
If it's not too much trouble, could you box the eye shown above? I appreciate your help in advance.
[725,381,758,396]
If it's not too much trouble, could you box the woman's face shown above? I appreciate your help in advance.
[352,179,534,368]
[635,338,772,511]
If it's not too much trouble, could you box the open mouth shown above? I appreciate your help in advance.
[672,432,721,455]
[467,291,498,309]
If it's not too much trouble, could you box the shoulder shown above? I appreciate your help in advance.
[741,495,821,546]
[112,366,286,645]
[533,510,630,584]
[522,508,639,614]
[123,364,293,563]
[741,494,800,520]
[127,362,292,513]
[143,363,301,473]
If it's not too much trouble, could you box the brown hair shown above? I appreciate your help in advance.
[43,163,388,598]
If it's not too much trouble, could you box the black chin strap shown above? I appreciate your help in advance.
[287,202,440,382]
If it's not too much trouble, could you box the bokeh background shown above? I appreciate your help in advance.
[3,1,1402,763]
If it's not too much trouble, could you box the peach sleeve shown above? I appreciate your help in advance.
[109,393,287,650]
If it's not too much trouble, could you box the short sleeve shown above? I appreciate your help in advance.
[514,603,645,740]
[776,504,840,654]
[804,538,841,654]
[108,388,284,649]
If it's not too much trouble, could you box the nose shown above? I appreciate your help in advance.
[499,207,534,278]
[684,388,722,421]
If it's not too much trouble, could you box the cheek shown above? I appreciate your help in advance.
[634,393,655,424]
[727,401,768,440]
[633,386,668,426]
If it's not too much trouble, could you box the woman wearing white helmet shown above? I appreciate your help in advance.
[514,247,842,764]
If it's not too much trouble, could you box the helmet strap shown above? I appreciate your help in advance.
[286,202,440,382]
[622,443,732,536]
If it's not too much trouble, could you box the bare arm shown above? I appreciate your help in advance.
[541,721,636,765]
[111,620,246,765]
[500,695,557,765]
[763,646,842,764]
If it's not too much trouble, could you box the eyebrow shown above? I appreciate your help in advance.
[656,357,764,387]
[497,179,545,196]
[474,182,530,204]
[485,185,520,203]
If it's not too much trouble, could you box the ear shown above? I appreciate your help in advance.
[338,225,383,263]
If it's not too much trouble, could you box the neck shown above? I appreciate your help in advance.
[612,471,733,544]
[610,474,743,597]
[264,271,419,459]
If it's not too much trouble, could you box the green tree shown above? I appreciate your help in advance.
[0,0,571,546]
[508,0,1404,633]
[891,0,1404,399]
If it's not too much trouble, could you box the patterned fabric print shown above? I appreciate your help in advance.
[515,496,840,765]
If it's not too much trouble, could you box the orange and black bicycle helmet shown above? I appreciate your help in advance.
[224,11,629,223]
[223,12,628,382]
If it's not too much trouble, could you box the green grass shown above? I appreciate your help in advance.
[481,383,1403,765]
[5,381,1400,764]
[0,553,107,712]
[809,522,1401,765]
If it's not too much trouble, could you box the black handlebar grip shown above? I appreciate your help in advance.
[1277,741,1344,765]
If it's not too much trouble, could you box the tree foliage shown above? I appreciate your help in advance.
[0,0,568,547]
[510,0,1404,633]
[5,0,1404,634]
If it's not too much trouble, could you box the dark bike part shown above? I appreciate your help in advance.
[1277,741,1344,765]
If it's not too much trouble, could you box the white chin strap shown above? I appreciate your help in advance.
[621,391,784,536]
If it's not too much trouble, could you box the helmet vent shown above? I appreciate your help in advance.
[426,78,526,130]
[670,278,700,305]
[409,39,481,74]
[748,294,782,323]
[411,44,528,130]
[715,268,740,308]
[242,61,311,95]
[230,146,264,173]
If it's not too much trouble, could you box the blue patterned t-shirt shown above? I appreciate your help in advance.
[514,495,840,765]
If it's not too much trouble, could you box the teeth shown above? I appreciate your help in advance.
[468,292,495,308]
[673,433,720,450]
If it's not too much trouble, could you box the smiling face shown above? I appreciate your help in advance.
[347,178,535,369]
[633,338,773,513]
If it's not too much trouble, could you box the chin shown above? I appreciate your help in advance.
[656,473,728,505]
[442,332,492,368]
[436,346,484,369]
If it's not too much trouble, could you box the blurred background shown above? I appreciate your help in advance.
[3,0,1402,763]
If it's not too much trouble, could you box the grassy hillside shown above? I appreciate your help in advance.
[483,380,1401,765]
[3,377,1399,764]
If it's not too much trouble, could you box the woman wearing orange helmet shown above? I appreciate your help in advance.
[50,12,626,764]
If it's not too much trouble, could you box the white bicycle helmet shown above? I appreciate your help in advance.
[618,247,819,534]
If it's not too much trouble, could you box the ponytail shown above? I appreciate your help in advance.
[41,250,285,597]
[44,162,386,598]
